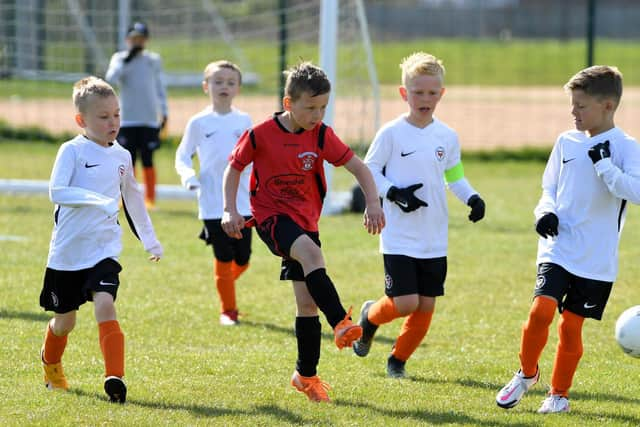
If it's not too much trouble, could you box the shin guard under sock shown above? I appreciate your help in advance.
[143,167,156,204]
[215,260,236,312]
[519,296,556,377]
[99,320,125,378]
[295,316,322,377]
[391,310,433,362]
[43,322,68,364]
[304,268,346,328]
[550,310,584,397]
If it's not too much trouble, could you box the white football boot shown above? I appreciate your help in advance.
[537,394,569,414]
[496,367,539,409]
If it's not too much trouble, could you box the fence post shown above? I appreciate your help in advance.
[586,0,596,66]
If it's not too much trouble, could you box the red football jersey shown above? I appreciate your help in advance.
[229,113,354,231]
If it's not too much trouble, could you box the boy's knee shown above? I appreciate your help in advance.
[51,315,76,335]
[291,237,324,269]
[393,295,420,316]
[93,292,116,316]
[297,302,318,317]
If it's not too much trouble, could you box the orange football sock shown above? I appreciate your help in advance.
[519,296,556,377]
[232,261,249,281]
[550,309,584,397]
[143,166,156,204]
[391,310,433,362]
[42,322,68,364]
[98,320,125,378]
[367,296,401,326]
[215,260,236,312]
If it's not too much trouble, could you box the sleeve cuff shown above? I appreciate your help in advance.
[594,157,614,176]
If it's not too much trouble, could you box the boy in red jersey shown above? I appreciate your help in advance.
[222,62,385,402]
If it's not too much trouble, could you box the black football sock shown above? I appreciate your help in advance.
[295,316,321,377]
[304,268,347,328]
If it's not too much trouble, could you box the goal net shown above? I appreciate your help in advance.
[0,0,380,147]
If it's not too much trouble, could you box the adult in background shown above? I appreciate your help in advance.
[106,21,168,210]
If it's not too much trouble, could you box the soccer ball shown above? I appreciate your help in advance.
[615,306,640,358]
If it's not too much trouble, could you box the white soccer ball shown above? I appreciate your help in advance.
[615,306,640,358]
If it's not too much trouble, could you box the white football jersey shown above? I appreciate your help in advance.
[47,135,161,270]
[175,107,252,219]
[365,115,477,258]
[535,127,640,281]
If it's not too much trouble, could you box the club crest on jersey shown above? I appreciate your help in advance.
[298,151,318,171]
[118,165,125,176]
[435,146,445,161]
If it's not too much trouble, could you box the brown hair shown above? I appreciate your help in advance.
[283,61,331,101]
[564,65,623,107]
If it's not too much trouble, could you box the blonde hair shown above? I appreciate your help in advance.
[400,52,445,86]
[564,65,623,107]
[284,61,330,101]
[203,60,243,85]
[72,76,116,113]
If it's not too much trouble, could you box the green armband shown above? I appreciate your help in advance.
[444,162,465,183]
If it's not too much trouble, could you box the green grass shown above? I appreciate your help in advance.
[2,143,640,426]
[3,38,640,100]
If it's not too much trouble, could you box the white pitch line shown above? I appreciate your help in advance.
[0,179,352,212]
[0,235,28,242]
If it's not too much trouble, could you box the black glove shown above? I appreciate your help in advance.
[386,183,428,213]
[467,194,485,222]
[123,46,143,63]
[535,212,559,238]
[588,140,610,164]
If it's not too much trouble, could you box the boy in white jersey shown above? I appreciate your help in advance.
[354,52,485,377]
[39,76,163,403]
[496,65,640,414]
[175,60,253,326]
[106,22,168,209]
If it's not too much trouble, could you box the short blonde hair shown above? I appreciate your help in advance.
[203,60,243,85]
[564,65,623,107]
[400,52,445,86]
[72,76,116,113]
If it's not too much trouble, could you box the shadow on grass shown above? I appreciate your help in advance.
[338,378,640,426]
[0,308,49,322]
[456,377,640,405]
[70,389,308,424]
[569,407,640,425]
[336,399,534,427]
[241,319,396,346]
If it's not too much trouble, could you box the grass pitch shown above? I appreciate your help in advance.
[1,143,640,426]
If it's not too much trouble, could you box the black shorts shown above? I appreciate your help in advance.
[40,258,122,314]
[535,262,613,320]
[255,215,320,281]
[116,126,160,167]
[383,254,447,298]
[199,218,252,264]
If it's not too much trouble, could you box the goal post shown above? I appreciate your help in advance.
[0,0,381,210]
[319,0,379,213]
